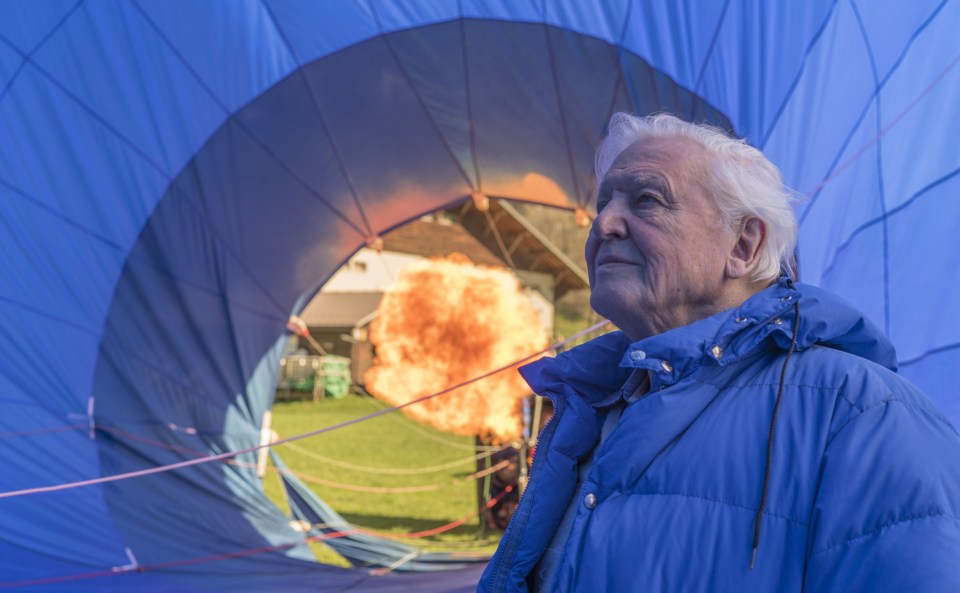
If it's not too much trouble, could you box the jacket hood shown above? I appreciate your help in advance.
[521,279,897,401]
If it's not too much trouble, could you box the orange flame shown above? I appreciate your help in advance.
[364,255,549,443]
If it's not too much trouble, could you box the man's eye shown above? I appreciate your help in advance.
[632,192,667,209]
[596,199,609,212]
[633,192,656,204]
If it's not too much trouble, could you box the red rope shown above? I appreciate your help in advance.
[0,424,86,440]
[0,486,513,589]
[805,51,960,197]
[363,485,514,539]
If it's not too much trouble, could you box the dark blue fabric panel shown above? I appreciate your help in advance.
[262,32,476,234]
[78,17,733,584]
[0,533,484,592]
[0,564,487,593]
[90,122,361,567]
[85,19,732,579]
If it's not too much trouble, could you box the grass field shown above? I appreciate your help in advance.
[262,395,504,566]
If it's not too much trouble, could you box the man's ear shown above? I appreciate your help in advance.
[726,216,766,280]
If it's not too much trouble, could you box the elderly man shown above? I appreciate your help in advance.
[478,113,960,592]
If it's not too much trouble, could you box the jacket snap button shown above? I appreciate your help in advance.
[711,344,723,359]
[630,350,646,361]
[583,492,597,509]
[660,360,673,372]
[771,318,783,325]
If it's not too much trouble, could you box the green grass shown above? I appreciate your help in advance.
[262,395,503,566]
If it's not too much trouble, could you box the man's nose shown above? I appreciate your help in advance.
[592,200,628,240]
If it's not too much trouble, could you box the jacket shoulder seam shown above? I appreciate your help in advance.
[809,512,959,557]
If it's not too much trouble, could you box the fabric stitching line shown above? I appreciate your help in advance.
[129,0,367,238]
[849,0,891,335]
[693,0,732,94]
[810,512,959,557]
[366,0,477,191]
[826,398,954,448]
[619,490,807,525]
[540,3,583,204]
[688,376,841,393]
[758,0,841,149]
[257,0,375,238]
[817,165,960,282]
[900,340,960,368]
[0,0,84,105]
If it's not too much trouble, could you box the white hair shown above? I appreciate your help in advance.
[595,113,798,282]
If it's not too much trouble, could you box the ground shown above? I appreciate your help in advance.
[263,396,504,566]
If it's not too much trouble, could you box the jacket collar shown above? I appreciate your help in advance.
[521,278,897,401]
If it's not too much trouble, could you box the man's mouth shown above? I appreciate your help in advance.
[597,256,633,266]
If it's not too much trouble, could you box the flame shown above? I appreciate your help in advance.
[364,255,549,443]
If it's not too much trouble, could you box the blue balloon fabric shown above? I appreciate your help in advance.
[0,1,958,590]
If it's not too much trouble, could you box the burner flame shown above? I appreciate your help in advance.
[364,255,549,443]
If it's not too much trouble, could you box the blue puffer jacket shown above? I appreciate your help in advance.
[478,280,960,592]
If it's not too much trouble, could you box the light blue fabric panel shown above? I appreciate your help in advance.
[0,40,24,94]
[0,0,79,50]
[760,1,877,196]
[0,63,167,416]
[784,0,960,414]
[901,347,960,433]
[30,2,231,177]
[617,0,730,97]
[875,2,960,214]
[257,0,382,63]
[0,429,133,578]
[131,0,298,114]
[886,176,960,361]
[852,0,949,78]
[693,0,840,143]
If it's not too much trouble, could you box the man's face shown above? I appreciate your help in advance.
[585,135,736,341]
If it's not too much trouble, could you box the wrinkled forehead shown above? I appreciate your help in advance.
[597,136,708,197]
